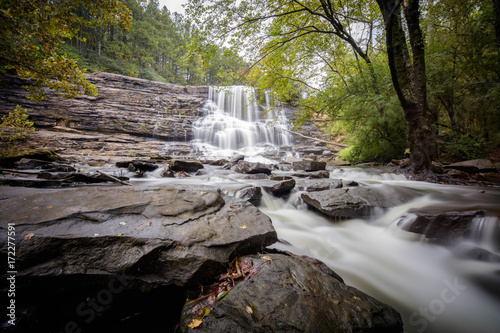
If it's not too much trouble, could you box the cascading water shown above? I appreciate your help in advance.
[192,86,293,160]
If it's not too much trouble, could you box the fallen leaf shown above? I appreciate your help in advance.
[353,296,361,301]
[239,225,247,229]
[216,290,229,302]
[24,233,35,240]
[187,318,203,329]
[117,233,123,236]
[46,206,53,209]
[119,222,127,226]
[146,222,152,226]
[135,227,141,230]
[94,233,99,237]
[229,205,234,209]
[33,207,39,210]
[261,255,271,261]
[245,305,253,314]
[198,307,211,317]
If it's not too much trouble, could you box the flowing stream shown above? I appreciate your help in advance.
[153,86,500,332]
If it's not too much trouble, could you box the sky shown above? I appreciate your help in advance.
[157,0,187,15]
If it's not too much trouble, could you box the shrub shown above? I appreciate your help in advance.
[0,105,35,143]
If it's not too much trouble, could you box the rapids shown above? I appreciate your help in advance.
[128,166,500,333]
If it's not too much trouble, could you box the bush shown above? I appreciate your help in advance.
[0,105,35,143]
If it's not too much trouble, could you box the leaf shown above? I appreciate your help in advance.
[198,307,211,317]
[216,290,229,302]
[261,256,271,261]
[117,233,123,236]
[239,225,247,229]
[187,318,203,329]
[245,305,253,314]
[24,233,35,240]
[94,233,99,237]
[119,222,127,226]
[146,222,152,226]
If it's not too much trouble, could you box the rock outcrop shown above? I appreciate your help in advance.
[0,72,208,140]
[180,253,403,333]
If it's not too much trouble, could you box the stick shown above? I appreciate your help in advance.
[97,170,132,186]
[283,128,349,148]
[0,168,40,174]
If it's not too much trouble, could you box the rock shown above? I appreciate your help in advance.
[116,160,158,172]
[168,159,204,172]
[295,178,343,192]
[477,172,500,182]
[262,176,296,196]
[445,159,497,174]
[234,186,262,206]
[446,169,470,179]
[0,73,208,141]
[292,160,326,171]
[228,154,245,164]
[180,253,403,333]
[301,186,417,219]
[292,170,330,178]
[234,160,272,175]
[397,210,485,243]
[0,185,277,287]
[0,149,60,168]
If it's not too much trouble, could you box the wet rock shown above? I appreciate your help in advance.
[234,186,262,206]
[0,185,277,288]
[180,253,403,333]
[234,160,272,175]
[262,176,296,196]
[295,178,343,192]
[168,159,204,173]
[292,160,326,171]
[445,159,497,174]
[0,149,60,168]
[301,186,417,219]
[292,170,330,178]
[397,210,485,243]
[446,169,470,179]
[115,160,159,172]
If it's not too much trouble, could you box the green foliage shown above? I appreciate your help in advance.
[440,132,494,161]
[0,0,132,101]
[0,105,35,143]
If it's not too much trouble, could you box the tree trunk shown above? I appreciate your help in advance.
[376,0,436,172]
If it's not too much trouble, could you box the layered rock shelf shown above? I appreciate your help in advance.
[0,72,208,141]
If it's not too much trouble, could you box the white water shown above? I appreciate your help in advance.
[127,165,500,333]
[191,86,293,161]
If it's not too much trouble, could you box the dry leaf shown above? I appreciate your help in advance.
[94,233,99,237]
[46,206,53,209]
[24,233,35,240]
[146,222,152,226]
[229,205,234,209]
[187,318,203,329]
[135,227,141,230]
[239,225,247,229]
[117,233,123,236]
[261,255,271,261]
[119,222,127,226]
[198,307,211,317]
[245,305,253,314]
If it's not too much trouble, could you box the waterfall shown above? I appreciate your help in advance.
[192,86,293,159]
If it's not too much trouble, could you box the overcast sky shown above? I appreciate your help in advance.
[157,0,187,15]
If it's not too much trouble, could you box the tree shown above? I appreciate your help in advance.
[375,0,436,171]
[0,0,132,101]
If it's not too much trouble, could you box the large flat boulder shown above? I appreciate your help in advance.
[234,160,273,175]
[0,185,277,287]
[180,253,403,333]
[445,159,497,174]
[301,186,417,219]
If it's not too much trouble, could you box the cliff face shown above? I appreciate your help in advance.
[0,72,209,141]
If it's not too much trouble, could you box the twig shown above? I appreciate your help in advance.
[283,128,349,148]
[97,170,132,186]
[185,291,218,306]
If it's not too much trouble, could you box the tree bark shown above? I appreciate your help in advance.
[376,0,436,171]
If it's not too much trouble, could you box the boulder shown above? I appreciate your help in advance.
[0,185,277,287]
[234,186,262,206]
[115,159,158,172]
[234,160,273,175]
[292,170,330,178]
[295,178,343,192]
[477,172,500,182]
[168,159,204,172]
[301,186,417,219]
[180,253,403,333]
[445,159,497,174]
[292,160,326,171]
[262,176,296,196]
[397,210,484,243]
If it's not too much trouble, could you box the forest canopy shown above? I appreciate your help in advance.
[1,0,498,168]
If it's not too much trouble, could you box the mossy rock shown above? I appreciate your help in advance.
[0,149,60,168]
